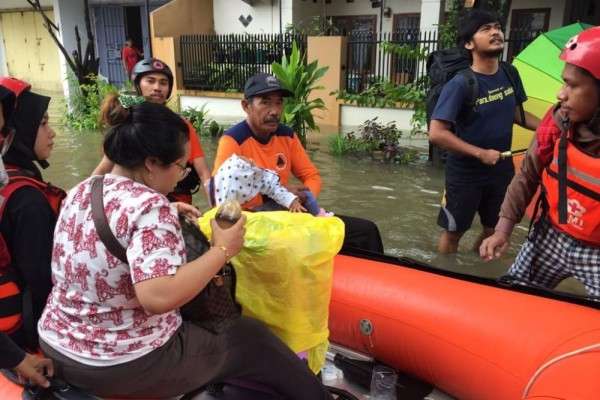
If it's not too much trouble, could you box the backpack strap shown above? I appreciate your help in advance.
[90,176,128,264]
[456,68,479,122]
[500,62,526,126]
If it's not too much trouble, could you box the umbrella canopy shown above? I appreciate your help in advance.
[511,22,593,151]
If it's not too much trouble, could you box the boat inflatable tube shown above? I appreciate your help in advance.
[329,254,600,400]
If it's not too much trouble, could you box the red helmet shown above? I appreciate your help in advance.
[560,26,600,79]
[0,77,31,98]
[0,77,31,153]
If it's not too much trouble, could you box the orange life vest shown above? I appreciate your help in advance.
[0,167,65,334]
[541,139,600,246]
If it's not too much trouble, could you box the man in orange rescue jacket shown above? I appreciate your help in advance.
[213,73,384,253]
[480,27,600,299]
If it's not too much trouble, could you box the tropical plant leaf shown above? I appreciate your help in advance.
[271,40,328,147]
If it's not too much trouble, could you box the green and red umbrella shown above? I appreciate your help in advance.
[511,22,593,151]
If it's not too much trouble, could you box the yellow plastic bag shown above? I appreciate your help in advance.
[198,210,344,373]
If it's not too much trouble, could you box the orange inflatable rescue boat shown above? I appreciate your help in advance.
[329,250,600,400]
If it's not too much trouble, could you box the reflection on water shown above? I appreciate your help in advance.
[45,124,584,296]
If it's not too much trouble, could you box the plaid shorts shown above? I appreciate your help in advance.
[508,218,600,298]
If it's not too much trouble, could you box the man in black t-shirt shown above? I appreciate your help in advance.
[429,10,540,253]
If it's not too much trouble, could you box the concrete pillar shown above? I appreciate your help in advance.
[307,36,346,128]
[419,0,443,31]
[52,0,88,101]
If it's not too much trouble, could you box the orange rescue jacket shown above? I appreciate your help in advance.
[542,139,600,246]
[0,168,65,334]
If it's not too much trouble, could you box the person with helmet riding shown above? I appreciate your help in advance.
[92,58,211,204]
[0,78,57,387]
[480,26,600,298]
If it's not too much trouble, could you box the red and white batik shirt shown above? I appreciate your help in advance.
[39,174,185,366]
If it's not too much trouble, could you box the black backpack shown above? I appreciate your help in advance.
[425,47,525,129]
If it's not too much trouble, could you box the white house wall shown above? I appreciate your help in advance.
[180,95,246,124]
[213,0,293,34]
[340,104,414,130]
[292,0,422,33]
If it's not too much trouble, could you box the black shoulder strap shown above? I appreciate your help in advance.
[90,176,128,264]
[500,62,526,126]
[557,133,569,224]
[456,68,479,120]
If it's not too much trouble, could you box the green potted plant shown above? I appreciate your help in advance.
[271,42,328,147]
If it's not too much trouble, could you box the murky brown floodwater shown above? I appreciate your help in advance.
[45,123,584,296]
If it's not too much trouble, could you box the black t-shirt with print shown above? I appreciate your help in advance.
[431,67,527,184]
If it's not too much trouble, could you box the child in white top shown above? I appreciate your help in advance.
[212,154,326,214]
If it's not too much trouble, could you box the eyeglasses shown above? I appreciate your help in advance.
[173,161,191,179]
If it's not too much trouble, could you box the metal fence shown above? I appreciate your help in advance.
[179,29,542,94]
[345,29,438,93]
[180,33,306,92]
[344,27,543,93]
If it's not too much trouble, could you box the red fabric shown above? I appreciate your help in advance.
[535,107,563,166]
[122,46,140,74]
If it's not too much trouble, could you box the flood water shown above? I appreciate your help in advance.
[45,122,584,297]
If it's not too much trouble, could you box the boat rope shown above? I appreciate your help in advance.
[522,342,600,398]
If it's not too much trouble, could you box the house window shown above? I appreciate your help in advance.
[391,14,421,84]
[507,8,550,60]
[392,13,420,31]
[330,15,377,35]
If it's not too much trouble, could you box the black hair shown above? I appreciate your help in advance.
[457,9,502,48]
[100,93,188,169]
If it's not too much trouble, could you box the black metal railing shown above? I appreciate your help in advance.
[343,27,543,94]
[345,29,438,93]
[181,33,307,92]
[179,28,542,94]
